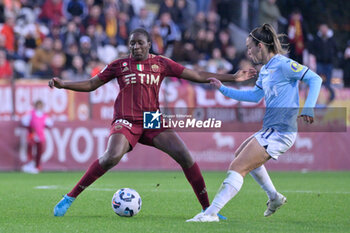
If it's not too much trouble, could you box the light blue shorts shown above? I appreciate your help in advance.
[254,128,297,160]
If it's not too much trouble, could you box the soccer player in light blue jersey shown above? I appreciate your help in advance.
[187,24,322,222]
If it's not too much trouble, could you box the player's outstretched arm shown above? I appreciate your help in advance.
[179,68,257,83]
[208,77,264,103]
[48,75,104,92]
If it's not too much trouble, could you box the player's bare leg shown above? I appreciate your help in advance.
[98,133,131,170]
[187,138,270,222]
[235,136,280,215]
[54,133,130,216]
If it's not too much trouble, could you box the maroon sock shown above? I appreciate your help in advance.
[67,160,107,198]
[182,162,210,209]
[27,142,33,161]
[35,142,42,169]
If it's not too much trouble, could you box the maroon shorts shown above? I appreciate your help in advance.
[109,119,167,149]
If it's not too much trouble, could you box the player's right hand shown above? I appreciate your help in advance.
[48,77,63,89]
[208,77,222,89]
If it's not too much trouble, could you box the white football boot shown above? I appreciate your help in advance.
[186,212,219,222]
[264,192,287,217]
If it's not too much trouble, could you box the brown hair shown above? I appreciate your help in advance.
[249,24,288,54]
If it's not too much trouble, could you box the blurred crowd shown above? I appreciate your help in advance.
[0,0,349,95]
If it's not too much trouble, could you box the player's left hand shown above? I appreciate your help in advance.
[298,115,314,124]
[234,68,257,82]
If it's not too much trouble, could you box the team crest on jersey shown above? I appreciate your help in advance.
[136,64,144,71]
[151,64,159,72]
[122,62,128,67]
[114,125,123,130]
[290,61,303,72]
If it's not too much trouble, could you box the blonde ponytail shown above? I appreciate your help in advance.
[250,24,288,55]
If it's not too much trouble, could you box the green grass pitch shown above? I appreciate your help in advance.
[0,171,349,233]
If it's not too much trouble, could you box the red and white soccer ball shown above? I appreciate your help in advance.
[111,188,142,217]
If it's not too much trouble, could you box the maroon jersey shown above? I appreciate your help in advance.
[98,54,185,122]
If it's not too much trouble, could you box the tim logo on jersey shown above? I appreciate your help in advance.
[143,110,162,129]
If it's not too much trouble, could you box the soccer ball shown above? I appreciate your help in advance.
[111,188,142,217]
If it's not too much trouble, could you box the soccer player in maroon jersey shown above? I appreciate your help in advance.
[49,28,256,217]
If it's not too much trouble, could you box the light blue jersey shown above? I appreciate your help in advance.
[256,54,309,132]
[219,54,322,157]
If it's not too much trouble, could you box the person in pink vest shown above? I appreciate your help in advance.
[21,100,53,174]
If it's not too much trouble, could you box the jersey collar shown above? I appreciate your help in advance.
[265,54,279,69]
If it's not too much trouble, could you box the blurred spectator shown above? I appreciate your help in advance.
[3,0,21,14]
[311,23,337,104]
[206,11,220,33]
[288,9,308,64]
[86,24,106,52]
[129,7,155,32]
[103,0,118,10]
[117,0,135,19]
[343,41,350,87]
[82,4,105,30]
[87,58,105,77]
[116,12,130,45]
[157,0,178,20]
[61,21,80,48]
[104,7,118,45]
[216,0,235,29]
[62,55,89,80]
[0,34,8,54]
[16,20,49,61]
[64,42,79,69]
[116,45,128,58]
[217,29,231,55]
[50,39,66,77]
[196,0,211,14]
[48,25,62,40]
[0,13,16,53]
[173,0,193,33]
[129,0,146,15]
[172,41,199,63]
[21,30,37,61]
[63,0,88,21]
[97,43,118,64]
[39,0,66,26]
[21,100,53,174]
[150,25,164,55]
[184,12,206,41]
[194,29,215,59]
[207,47,232,74]
[259,0,281,31]
[85,0,96,10]
[155,12,181,57]
[0,1,5,23]
[224,45,240,74]
[0,49,13,80]
[30,37,54,78]
[79,35,96,67]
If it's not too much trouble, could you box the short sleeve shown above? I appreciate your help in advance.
[161,56,185,77]
[97,62,119,83]
[282,60,309,81]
